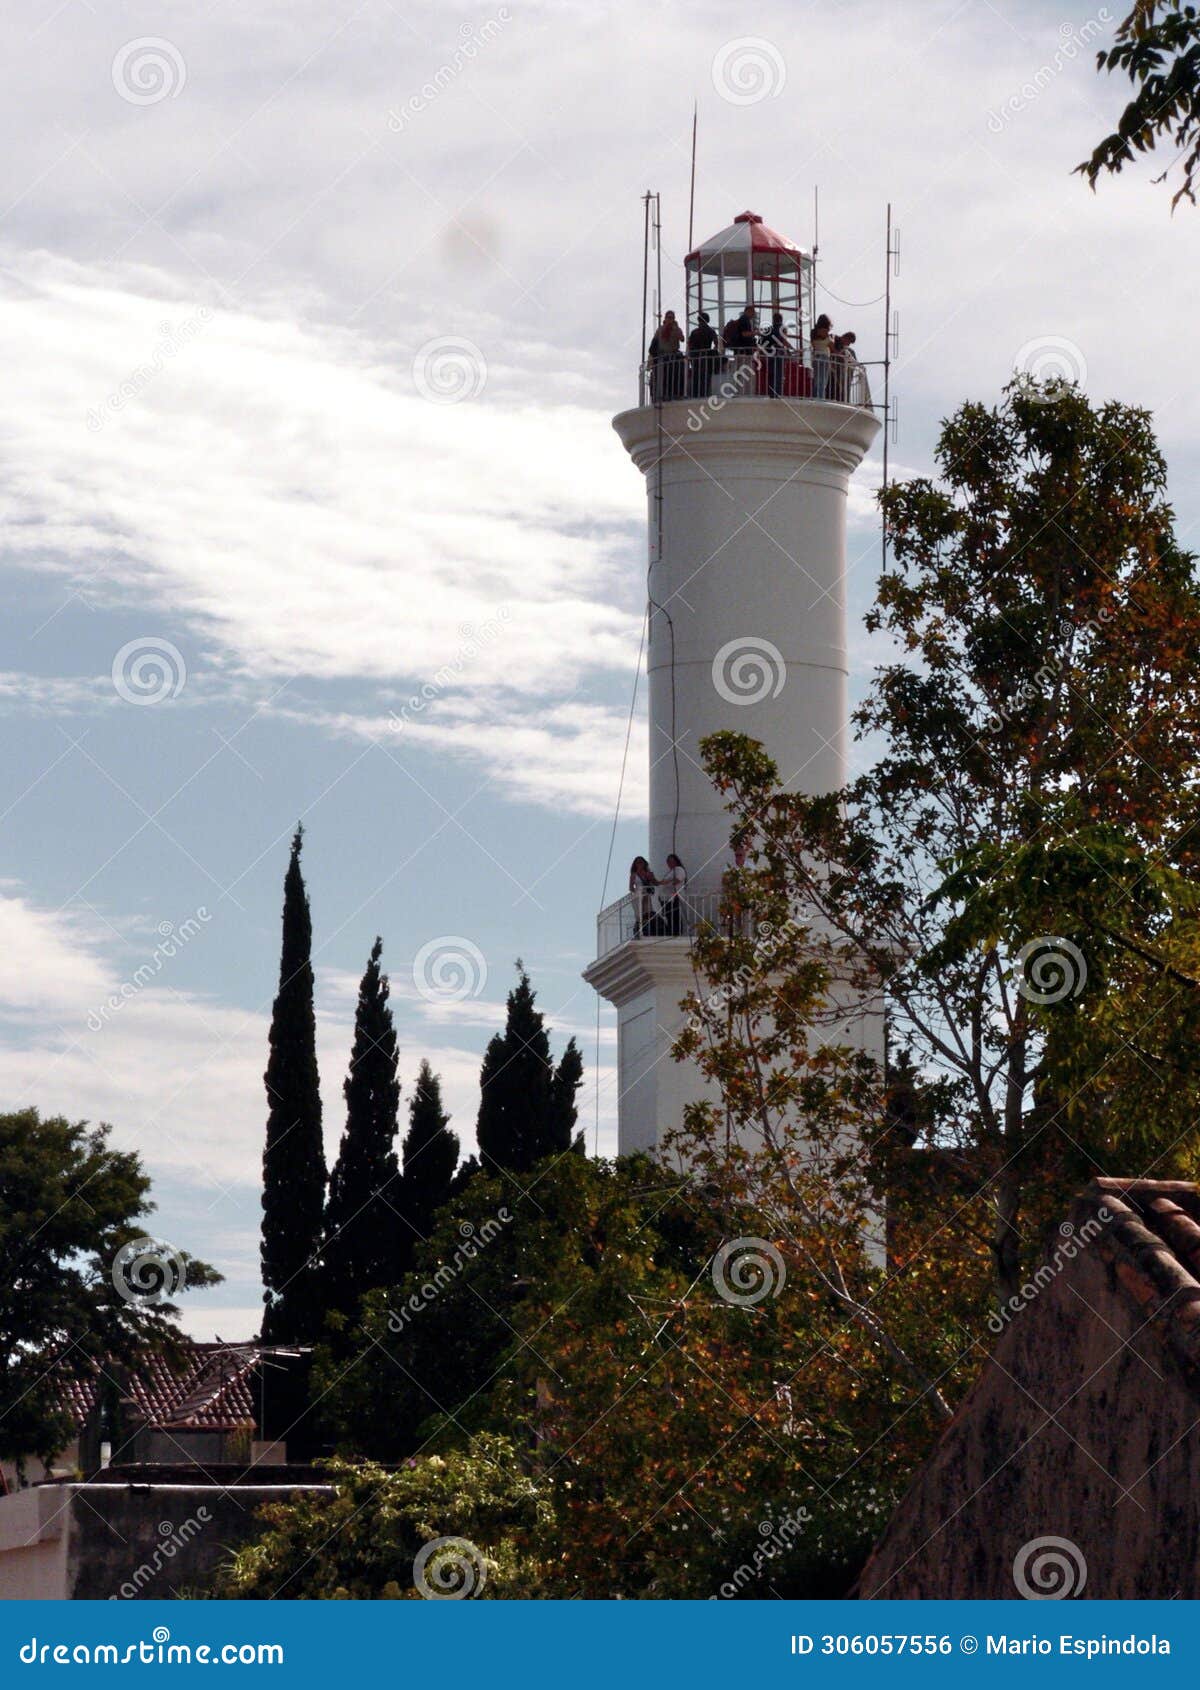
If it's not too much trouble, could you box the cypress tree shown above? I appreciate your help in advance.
[475,964,585,1174]
[394,1061,460,1276]
[324,938,402,1317]
[261,826,327,1344]
[447,1154,480,1199]
[550,1038,584,1155]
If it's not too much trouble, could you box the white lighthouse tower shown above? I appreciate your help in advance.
[585,208,882,1157]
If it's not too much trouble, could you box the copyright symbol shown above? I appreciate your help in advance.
[960,1636,979,1655]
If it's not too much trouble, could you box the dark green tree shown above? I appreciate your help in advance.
[394,1061,459,1276]
[324,938,402,1319]
[0,1109,218,1468]
[550,1038,584,1155]
[447,1154,481,1199]
[1078,3,1200,208]
[475,965,583,1174]
[261,825,327,1344]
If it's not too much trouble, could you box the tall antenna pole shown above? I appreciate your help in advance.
[811,186,820,339]
[688,102,698,252]
[882,203,898,571]
[641,190,652,368]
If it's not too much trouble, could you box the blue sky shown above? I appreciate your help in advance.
[3,0,1200,1337]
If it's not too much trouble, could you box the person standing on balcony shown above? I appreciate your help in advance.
[811,314,835,396]
[834,330,859,403]
[660,853,688,936]
[687,311,719,399]
[811,314,834,399]
[629,856,658,937]
[649,310,685,401]
[724,305,757,351]
[762,311,791,397]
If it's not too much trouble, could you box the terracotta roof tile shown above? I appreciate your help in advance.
[61,1343,260,1434]
[1074,1179,1200,1382]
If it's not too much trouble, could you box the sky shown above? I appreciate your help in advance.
[3,0,1199,1340]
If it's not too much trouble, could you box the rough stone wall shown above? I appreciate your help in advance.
[66,1482,333,1600]
[857,1235,1200,1599]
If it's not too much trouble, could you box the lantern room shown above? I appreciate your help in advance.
[686,210,813,390]
[686,209,812,333]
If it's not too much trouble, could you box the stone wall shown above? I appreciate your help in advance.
[857,1217,1200,1599]
[0,1470,331,1600]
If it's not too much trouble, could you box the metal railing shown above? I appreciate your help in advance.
[596,890,751,958]
[638,352,876,410]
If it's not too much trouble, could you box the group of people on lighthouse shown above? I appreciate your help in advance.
[648,306,859,403]
[628,854,688,937]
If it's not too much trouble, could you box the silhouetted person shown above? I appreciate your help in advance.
[629,855,658,937]
[649,310,685,401]
[688,311,719,399]
[811,314,834,399]
[660,853,688,935]
[762,312,791,397]
[833,330,859,402]
[723,307,757,352]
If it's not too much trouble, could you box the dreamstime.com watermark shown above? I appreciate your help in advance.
[712,636,786,705]
[711,1237,787,1306]
[387,13,511,131]
[387,1212,512,1333]
[111,637,187,705]
[685,353,758,431]
[413,1535,488,1598]
[711,1505,811,1598]
[112,1238,186,1305]
[1012,1534,1088,1599]
[18,1628,282,1666]
[988,1209,1111,1334]
[389,610,510,728]
[86,309,211,432]
[87,909,211,1031]
[411,935,488,1004]
[985,12,1111,133]
[111,1511,212,1600]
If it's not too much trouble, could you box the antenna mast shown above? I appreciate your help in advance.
[641,191,653,367]
[882,204,899,570]
[688,103,698,252]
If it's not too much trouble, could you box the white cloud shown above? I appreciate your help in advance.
[0,252,651,815]
[0,253,643,688]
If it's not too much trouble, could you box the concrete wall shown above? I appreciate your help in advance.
[0,1476,332,1601]
[857,1227,1200,1599]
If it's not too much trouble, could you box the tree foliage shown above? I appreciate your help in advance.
[0,1109,218,1467]
[394,1061,460,1278]
[262,826,327,1345]
[691,381,1200,1304]
[1078,3,1200,207]
[212,1435,546,1599]
[315,1153,949,1596]
[323,938,402,1321]
[475,966,582,1174]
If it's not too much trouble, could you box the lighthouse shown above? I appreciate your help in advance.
[585,209,882,1157]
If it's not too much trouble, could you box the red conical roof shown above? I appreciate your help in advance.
[686,210,808,274]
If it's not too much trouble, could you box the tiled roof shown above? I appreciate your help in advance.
[61,1343,260,1434]
[1075,1178,1200,1383]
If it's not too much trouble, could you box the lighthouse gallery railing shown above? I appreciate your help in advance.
[596,890,750,957]
[638,354,879,410]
